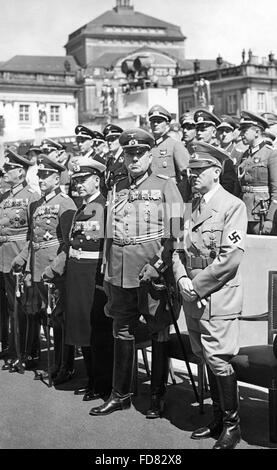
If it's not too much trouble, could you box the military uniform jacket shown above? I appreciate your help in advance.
[237,141,277,221]
[105,147,128,191]
[151,134,189,181]
[19,187,76,282]
[172,185,247,320]
[0,182,40,273]
[104,171,184,289]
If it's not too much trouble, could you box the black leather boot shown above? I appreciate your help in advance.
[213,373,241,449]
[146,340,169,419]
[89,338,134,416]
[191,367,223,440]
[78,347,102,401]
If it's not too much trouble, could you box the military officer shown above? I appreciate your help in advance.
[12,155,77,384]
[194,109,239,196]
[179,112,196,155]
[0,150,40,372]
[172,141,247,449]
[238,110,277,235]
[103,124,128,192]
[148,104,189,183]
[41,138,70,195]
[45,155,114,400]
[216,116,244,167]
[75,125,96,157]
[89,128,183,419]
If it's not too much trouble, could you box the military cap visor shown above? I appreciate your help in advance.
[71,155,106,179]
[37,155,66,173]
[194,109,221,127]
[103,124,123,139]
[148,105,172,123]
[239,111,269,130]
[41,139,64,151]
[189,142,229,169]
[119,128,155,150]
[75,125,95,140]
[4,149,34,169]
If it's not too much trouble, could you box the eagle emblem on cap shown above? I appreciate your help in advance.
[72,163,80,172]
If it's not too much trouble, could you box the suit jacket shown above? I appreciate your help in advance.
[172,185,247,320]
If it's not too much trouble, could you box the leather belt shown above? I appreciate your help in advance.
[241,186,269,193]
[186,255,214,270]
[32,238,62,250]
[69,247,103,260]
[113,230,164,246]
[0,234,26,243]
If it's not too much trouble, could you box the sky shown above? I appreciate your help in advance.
[0,0,277,64]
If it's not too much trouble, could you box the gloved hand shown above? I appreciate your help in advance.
[139,263,159,283]
[11,255,26,273]
[262,220,273,235]
[41,266,55,282]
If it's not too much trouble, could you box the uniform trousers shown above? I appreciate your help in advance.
[185,312,240,376]
[104,281,170,342]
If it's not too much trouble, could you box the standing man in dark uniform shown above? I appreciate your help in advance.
[194,109,239,195]
[179,112,196,156]
[75,125,95,157]
[238,111,277,234]
[45,155,114,401]
[0,150,40,372]
[103,124,128,192]
[216,116,244,167]
[173,141,247,449]
[0,168,10,361]
[148,105,189,183]
[12,155,77,384]
[89,128,183,419]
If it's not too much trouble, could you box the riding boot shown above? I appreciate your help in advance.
[146,340,169,419]
[24,315,41,370]
[191,367,223,439]
[213,373,241,449]
[53,344,75,385]
[89,338,134,416]
[76,346,101,401]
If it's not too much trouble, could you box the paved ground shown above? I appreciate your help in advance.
[0,350,276,451]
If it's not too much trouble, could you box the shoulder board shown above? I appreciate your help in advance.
[156,174,169,180]
[60,193,69,198]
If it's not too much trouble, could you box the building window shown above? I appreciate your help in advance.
[257,92,266,112]
[227,94,237,114]
[19,104,30,122]
[50,105,60,122]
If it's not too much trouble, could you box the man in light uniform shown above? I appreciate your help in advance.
[173,141,247,449]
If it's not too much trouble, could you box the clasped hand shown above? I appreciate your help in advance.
[178,276,207,309]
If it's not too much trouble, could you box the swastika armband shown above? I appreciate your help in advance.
[227,230,243,246]
[150,255,168,274]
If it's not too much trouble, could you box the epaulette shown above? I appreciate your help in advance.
[156,174,169,180]
[60,192,69,198]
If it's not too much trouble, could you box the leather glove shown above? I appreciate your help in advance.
[139,263,159,283]
[41,266,55,282]
[11,255,26,273]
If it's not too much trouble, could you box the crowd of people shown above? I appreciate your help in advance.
[0,104,277,450]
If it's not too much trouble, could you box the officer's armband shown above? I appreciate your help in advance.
[150,256,168,274]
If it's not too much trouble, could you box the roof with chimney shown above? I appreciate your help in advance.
[0,55,78,75]
[67,1,185,44]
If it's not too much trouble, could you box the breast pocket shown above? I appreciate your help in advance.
[201,223,224,251]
